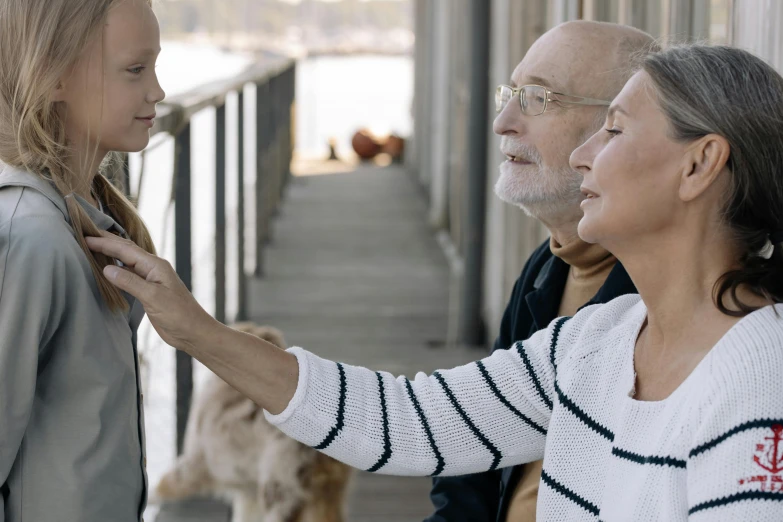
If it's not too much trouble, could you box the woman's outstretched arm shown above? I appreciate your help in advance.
[86,234,558,475]
[263,342,554,476]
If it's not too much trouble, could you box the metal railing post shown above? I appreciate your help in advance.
[285,65,295,191]
[277,73,286,201]
[288,65,296,188]
[255,81,268,276]
[236,90,247,321]
[174,122,193,454]
[276,73,285,207]
[268,76,280,221]
[215,104,227,324]
[278,70,289,200]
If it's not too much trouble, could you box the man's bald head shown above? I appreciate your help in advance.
[519,20,658,101]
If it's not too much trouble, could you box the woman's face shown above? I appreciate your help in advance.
[569,71,690,247]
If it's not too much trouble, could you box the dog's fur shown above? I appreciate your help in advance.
[153,323,353,522]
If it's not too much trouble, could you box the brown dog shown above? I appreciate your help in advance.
[152,323,353,522]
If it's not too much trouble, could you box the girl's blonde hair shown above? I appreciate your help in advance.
[0,0,156,311]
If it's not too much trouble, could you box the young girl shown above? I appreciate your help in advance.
[0,0,164,520]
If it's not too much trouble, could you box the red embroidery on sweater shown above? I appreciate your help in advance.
[754,425,783,474]
[738,426,783,491]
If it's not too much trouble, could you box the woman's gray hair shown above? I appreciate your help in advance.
[642,44,783,315]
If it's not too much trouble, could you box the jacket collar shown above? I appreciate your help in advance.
[0,163,127,236]
[525,255,570,331]
[0,162,69,217]
[0,163,141,325]
[525,249,636,330]
[68,192,129,236]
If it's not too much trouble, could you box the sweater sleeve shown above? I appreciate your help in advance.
[686,336,783,521]
[265,316,575,477]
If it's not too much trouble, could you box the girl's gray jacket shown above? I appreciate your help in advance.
[0,164,147,521]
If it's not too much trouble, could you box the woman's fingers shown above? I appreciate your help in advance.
[88,233,213,352]
[104,265,155,303]
[86,235,159,280]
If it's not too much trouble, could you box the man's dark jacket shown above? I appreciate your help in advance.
[425,239,636,522]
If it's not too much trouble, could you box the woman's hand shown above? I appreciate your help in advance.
[87,233,300,414]
[86,233,218,354]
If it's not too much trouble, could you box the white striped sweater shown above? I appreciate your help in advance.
[265,295,783,521]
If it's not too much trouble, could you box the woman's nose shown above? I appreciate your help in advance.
[570,130,599,176]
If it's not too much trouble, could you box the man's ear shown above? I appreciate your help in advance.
[678,134,731,202]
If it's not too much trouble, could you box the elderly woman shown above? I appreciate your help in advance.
[89,44,783,521]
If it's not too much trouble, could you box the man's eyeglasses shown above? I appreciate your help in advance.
[495,84,611,116]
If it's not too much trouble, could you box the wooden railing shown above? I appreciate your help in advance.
[122,58,296,453]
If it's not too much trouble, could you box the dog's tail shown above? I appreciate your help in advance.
[149,452,214,505]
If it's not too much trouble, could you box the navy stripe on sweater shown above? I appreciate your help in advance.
[541,469,600,517]
[434,371,502,471]
[547,316,615,441]
[689,418,783,458]
[476,360,547,436]
[314,362,346,450]
[689,491,783,515]
[367,372,393,472]
[404,378,445,476]
[611,447,686,468]
[514,341,554,410]
[555,380,615,442]
[549,317,570,373]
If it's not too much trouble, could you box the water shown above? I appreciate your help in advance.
[135,42,412,519]
[295,55,413,159]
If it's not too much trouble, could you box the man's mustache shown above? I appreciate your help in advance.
[499,138,541,164]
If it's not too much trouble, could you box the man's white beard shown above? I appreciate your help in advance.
[494,161,584,220]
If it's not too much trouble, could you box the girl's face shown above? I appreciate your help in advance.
[57,0,166,157]
[568,71,689,248]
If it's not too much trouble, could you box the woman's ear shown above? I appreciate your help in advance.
[678,134,731,202]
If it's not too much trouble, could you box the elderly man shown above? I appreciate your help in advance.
[425,21,654,522]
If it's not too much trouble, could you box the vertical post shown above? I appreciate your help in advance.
[458,0,490,346]
[268,76,279,221]
[174,123,193,454]
[283,65,295,191]
[276,72,285,203]
[215,103,227,324]
[237,90,247,321]
[266,77,276,222]
[290,65,297,186]
[255,81,267,276]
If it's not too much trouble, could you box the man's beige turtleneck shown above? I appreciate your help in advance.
[550,236,616,317]
[505,237,616,522]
